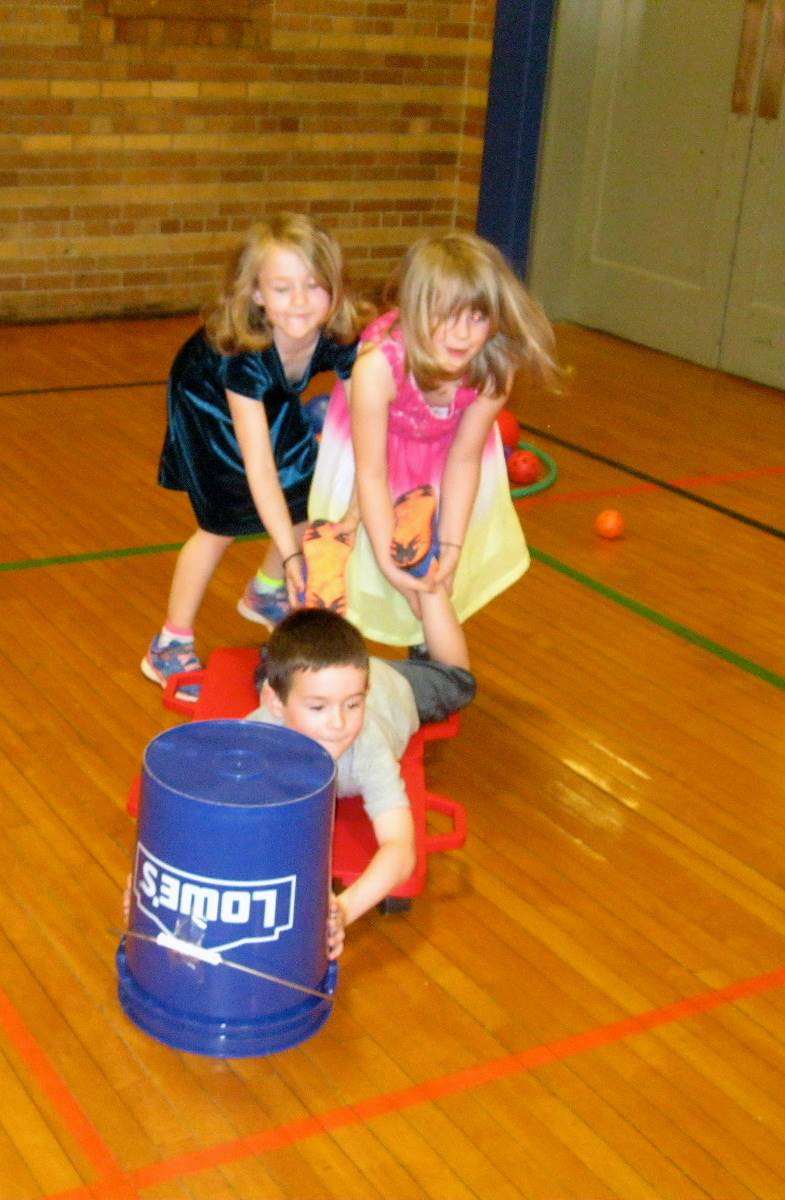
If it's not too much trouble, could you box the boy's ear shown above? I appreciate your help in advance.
[261,679,285,718]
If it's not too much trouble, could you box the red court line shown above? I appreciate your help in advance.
[521,462,785,507]
[44,961,785,1199]
[47,1184,140,1200]
[0,988,143,1200]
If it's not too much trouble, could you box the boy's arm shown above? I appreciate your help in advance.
[333,807,416,928]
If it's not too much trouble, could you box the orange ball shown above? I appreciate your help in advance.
[595,509,625,539]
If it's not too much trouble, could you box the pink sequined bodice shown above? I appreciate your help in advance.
[361,310,477,444]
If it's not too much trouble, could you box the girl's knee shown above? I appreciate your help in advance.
[196,528,234,548]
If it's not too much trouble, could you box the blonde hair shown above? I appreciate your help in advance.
[386,230,559,395]
[205,213,366,354]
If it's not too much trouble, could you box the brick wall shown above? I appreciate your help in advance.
[0,0,498,322]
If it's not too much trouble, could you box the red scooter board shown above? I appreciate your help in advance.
[129,647,466,909]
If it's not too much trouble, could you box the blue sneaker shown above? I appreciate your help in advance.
[237,578,290,629]
[141,634,202,702]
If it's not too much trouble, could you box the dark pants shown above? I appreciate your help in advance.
[389,660,476,725]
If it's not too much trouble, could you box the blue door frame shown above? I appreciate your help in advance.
[476,0,557,278]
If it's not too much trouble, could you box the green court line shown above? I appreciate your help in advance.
[2,538,783,692]
[0,543,183,571]
[0,534,264,573]
[530,547,785,692]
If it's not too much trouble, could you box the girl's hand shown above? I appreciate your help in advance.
[283,551,305,606]
[431,543,461,595]
[327,894,347,960]
[378,558,435,615]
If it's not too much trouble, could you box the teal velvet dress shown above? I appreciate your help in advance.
[158,328,357,536]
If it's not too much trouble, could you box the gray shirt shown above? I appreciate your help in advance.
[246,658,419,821]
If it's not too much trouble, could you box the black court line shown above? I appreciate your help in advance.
[525,423,785,541]
[7,374,778,542]
[0,379,167,398]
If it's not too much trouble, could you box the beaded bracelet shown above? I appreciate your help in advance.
[440,541,463,552]
[282,551,304,568]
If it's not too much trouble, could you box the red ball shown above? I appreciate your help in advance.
[497,408,521,448]
[595,509,625,539]
[507,449,541,485]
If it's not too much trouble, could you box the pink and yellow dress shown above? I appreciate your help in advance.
[307,310,529,646]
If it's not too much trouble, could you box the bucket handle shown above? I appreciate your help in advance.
[115,928,336,1001]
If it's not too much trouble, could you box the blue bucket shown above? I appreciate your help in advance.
[117,719,337,1057]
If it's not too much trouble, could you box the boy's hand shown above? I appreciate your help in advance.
[326,894,347,960]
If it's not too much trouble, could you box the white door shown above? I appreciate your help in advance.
[721,0,785,386]
[530,0,785,389]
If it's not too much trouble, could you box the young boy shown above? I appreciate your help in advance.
[246,583,475,958]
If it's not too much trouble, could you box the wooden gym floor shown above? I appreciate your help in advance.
[0,314,784,1199]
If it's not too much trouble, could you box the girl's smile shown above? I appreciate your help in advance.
[430,307,491,374]
[254,245,331,352]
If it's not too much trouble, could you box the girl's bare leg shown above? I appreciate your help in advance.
[418,583,470,670]
[166,528,234,629]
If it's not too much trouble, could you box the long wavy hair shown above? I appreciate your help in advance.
[204,213,367,354]
[384,230,560,395]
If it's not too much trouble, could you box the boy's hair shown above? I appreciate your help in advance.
[258,608,369,702]
[205,212,369,354]
[384,230,560,395]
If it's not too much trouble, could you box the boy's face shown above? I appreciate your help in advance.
[263,664,368,760]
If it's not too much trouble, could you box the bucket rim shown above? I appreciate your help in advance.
[142,718,336,807]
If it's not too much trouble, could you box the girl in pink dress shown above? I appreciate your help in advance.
[305,231,559,648]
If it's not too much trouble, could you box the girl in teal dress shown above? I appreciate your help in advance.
[143,213,366,699]
[305,231,559,648]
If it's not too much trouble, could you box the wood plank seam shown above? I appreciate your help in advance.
[6,964,784,1199]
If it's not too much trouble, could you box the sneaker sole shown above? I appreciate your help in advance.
[236,597,278,629]
[140,655,165,687]
[391,485,437,569]
[301,520,354,614]
[140,654,200,702]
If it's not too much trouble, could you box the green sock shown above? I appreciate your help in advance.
[255,569,284,591]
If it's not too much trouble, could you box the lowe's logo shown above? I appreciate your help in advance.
[134,842,296,953]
